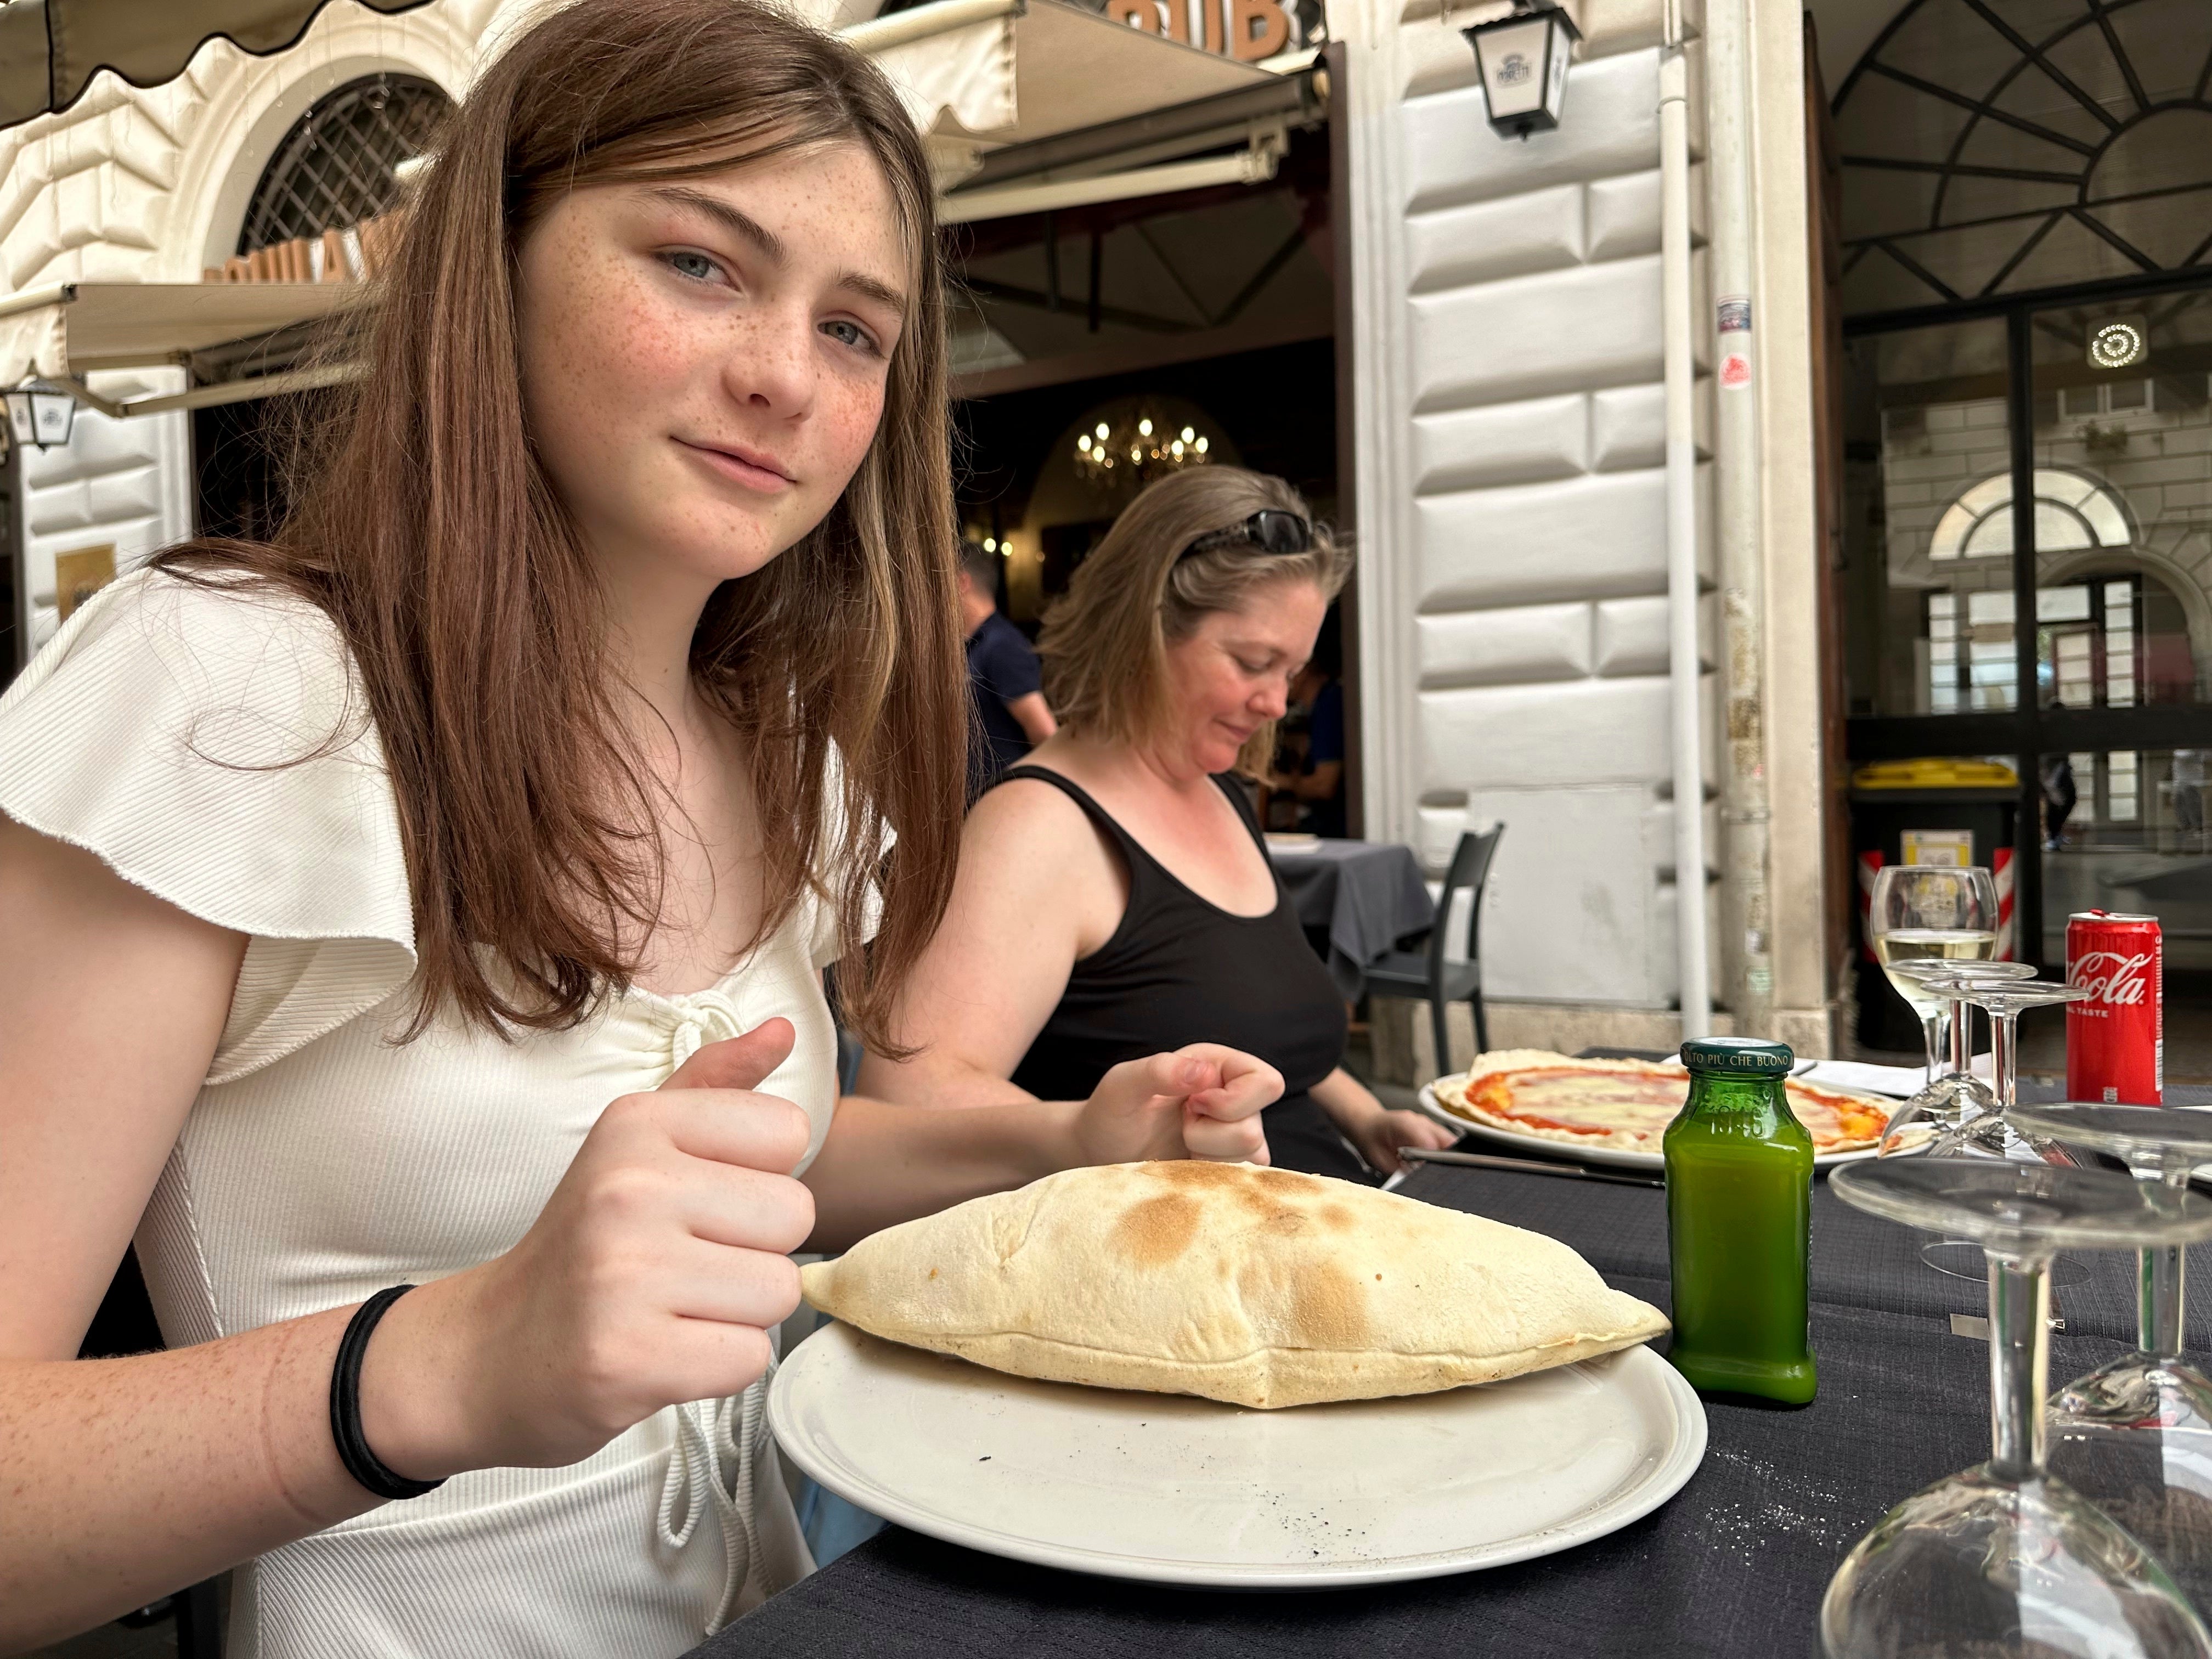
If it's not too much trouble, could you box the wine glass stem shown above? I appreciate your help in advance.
[2142,1167,2191,1359]
[1990,1009,2019,1113]
[1946,998,1971,1077]
[1920,1009,1948,1087]
[1987,1251,2050,1480]
[2141,1244,2185,1358]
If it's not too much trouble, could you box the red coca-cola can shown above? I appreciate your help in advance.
[2067,911,2163,1105]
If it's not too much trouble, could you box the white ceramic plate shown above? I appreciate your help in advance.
[769,1323,1706,1589]
[1414,1080,1889,1171]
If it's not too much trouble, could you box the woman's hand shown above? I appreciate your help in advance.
[1341,1107,1457,1178]
[1310,1066,1456,1177]
[1071,1044,1282,1168]
[360,1020,815,1479]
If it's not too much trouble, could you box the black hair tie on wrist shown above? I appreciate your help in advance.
[330,1284,447,1500]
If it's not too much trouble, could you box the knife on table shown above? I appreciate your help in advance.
[1398,1146,1666,1189]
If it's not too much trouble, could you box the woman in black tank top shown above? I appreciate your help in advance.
[1000,766,1364,1181]
[857,467,1454,1184]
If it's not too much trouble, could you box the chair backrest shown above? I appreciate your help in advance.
[1427,823,1505,979]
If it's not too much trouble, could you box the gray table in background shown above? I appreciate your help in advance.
[1267,838,1435,1001]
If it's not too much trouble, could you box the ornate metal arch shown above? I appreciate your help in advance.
[1834,0,2212,311]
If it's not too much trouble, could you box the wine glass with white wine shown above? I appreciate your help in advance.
[1869,864,2000,1078]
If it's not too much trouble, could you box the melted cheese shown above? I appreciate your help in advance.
[1444,1064,1889,1154]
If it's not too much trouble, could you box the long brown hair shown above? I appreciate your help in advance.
[160,0,966,1048]
[1037,467,1349,775]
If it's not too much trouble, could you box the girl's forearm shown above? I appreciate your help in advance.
[800,1094,1081,1252]
[0,1306,379,1652]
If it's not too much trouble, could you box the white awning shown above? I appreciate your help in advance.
[0,5,1295,419]
[0,281,370,415]
[848,0,1277,151]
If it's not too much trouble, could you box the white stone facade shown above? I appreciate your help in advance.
[0,0,518,643]
[1335,0,1731,1016]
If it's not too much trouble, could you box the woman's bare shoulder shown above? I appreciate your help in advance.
[966,768,1092,846]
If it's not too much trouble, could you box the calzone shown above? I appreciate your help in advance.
[798,1160,1669,1409]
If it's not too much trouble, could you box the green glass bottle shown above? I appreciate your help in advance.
[1662,1036,1817,1405]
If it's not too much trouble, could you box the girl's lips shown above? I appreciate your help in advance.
[676,438,795,493]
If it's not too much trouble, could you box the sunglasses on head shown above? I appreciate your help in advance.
[1177,510,1314,562]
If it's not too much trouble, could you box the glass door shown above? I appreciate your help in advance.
[2029,290,2212,966]
[1843,273,2212,996]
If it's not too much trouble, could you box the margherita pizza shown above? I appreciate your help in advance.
[1430,1049,1892,1156]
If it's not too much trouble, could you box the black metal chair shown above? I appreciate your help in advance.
[1363,825,1504,1078]
[82,1248,224,1658]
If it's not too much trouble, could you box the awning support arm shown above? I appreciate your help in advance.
[59,362,366,420]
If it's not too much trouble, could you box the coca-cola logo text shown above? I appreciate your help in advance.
[2071,951,2154,1007]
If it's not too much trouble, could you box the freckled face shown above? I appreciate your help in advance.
[1161,578,1328,775]
[514,142,908,591]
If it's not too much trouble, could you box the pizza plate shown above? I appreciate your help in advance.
[1415,1080,1889,1172]
[770,1322,1705,1589]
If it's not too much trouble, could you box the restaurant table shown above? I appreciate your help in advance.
[1266,837,1435,1001]
[695,1143,2212,1659]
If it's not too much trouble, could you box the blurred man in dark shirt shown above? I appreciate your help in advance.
[1269,659,1346,837]
[958,541,1054,792]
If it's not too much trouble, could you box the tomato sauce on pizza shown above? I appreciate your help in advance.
[1433,1051,1890,1155]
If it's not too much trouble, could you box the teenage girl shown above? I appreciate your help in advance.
[0,3,1278,1652]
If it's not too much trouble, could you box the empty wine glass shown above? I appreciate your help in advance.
[1822,1159,2212,1659]
[1917,977,2091,1165]
[2011,1104,2212,1609]
[1868,864,2001,1085]
[1895,974,2088,1280]
[1877,958,2039,1158]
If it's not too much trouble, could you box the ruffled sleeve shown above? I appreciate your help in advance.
[0,568,416,1084]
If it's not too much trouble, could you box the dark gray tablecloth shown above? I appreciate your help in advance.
[693,1156,2199,1659]
[1267,839,1435,1000]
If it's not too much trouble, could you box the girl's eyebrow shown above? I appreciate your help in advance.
[646,184,908,318]
[651,185,786,262]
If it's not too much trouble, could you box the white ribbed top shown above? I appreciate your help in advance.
[0,571,853,1657]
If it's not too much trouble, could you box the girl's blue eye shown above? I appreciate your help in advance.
[667,251,719,281]
[823,319,876,353]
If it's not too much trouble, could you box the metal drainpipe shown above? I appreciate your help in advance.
[1660,0,1711,1041]
[1706,0,1774,1036]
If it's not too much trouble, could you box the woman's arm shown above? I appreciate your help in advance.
[803,1046,1282,1252]
[1307,1067,1455,1178]
[856,777,1116,1109]
[0,822,815,1650]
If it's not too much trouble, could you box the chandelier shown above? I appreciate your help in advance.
[1073,409,1211,491]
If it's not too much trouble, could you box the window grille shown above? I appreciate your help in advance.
[236,75,450,257]
[1833,0,2212,314]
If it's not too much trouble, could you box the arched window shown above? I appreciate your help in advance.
[1927,467,2135,561]
[237,74,450,257]
[1834,0,2212,314]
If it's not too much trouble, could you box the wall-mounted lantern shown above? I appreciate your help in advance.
[4,379,76,449]
[1463,0,1580,140]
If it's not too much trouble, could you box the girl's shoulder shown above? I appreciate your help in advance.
[0,565,416,1083]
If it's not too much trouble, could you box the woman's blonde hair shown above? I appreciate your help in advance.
[157,0,965,1052]
[1037,467,1350,773]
